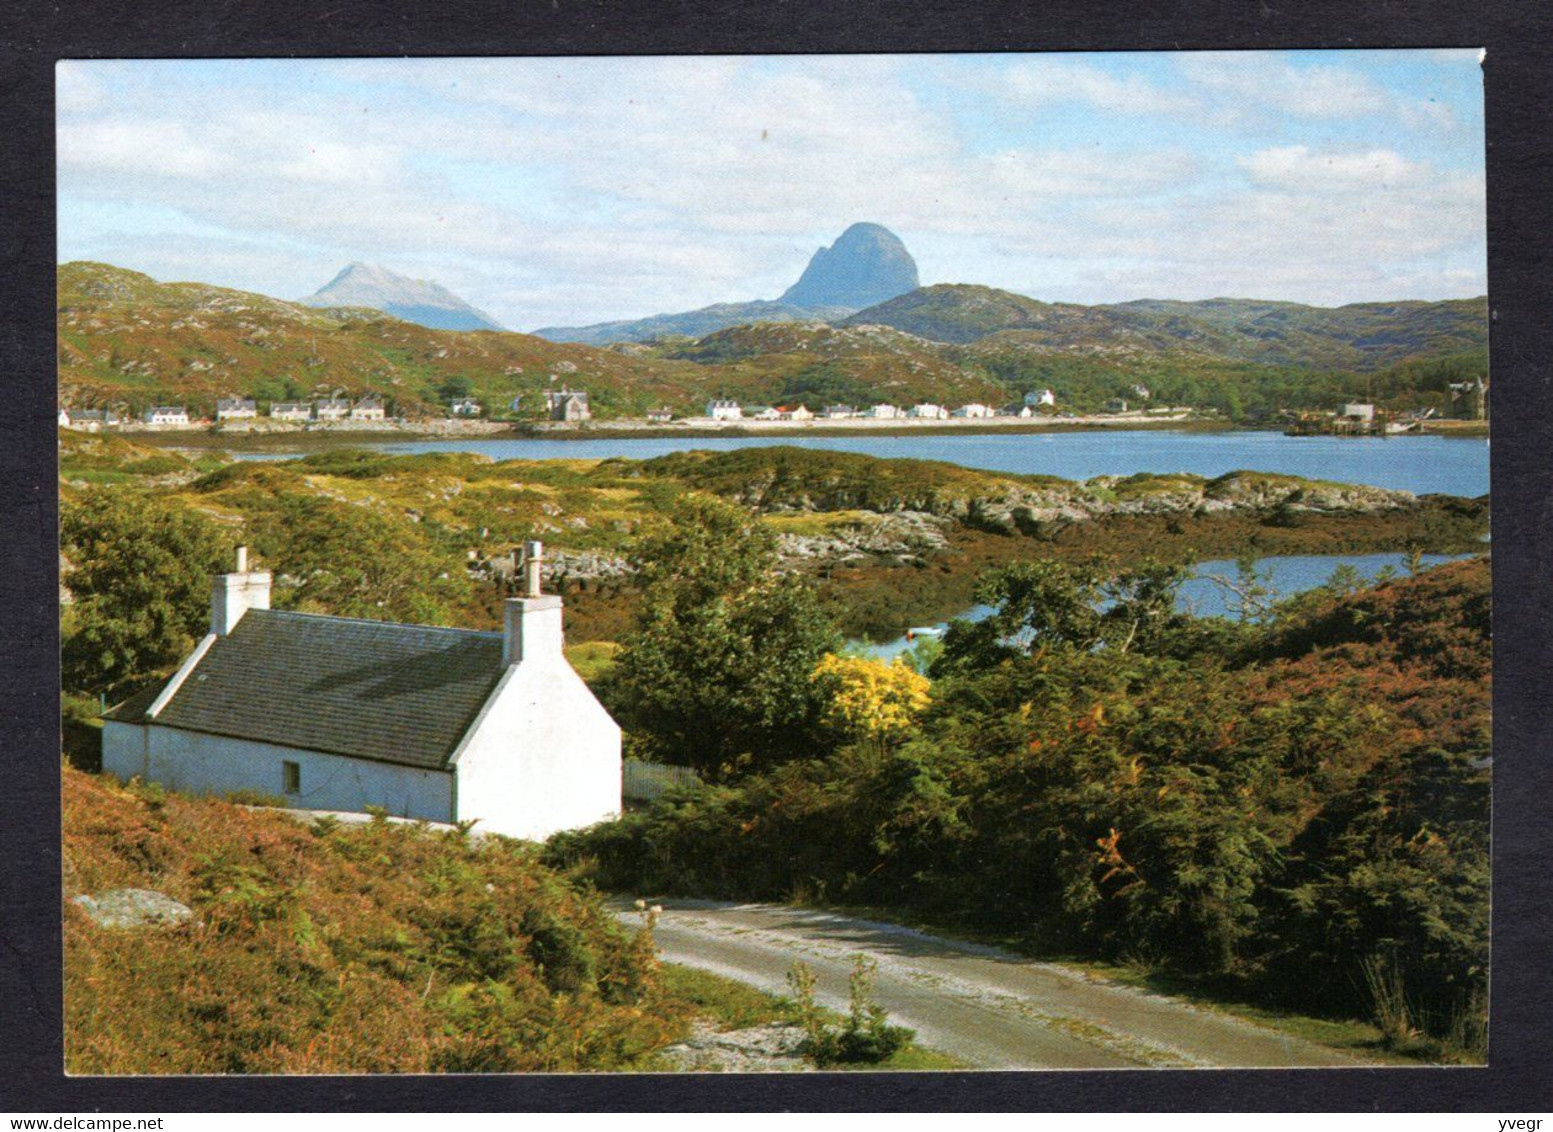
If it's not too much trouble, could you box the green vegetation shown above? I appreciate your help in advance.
[548,557,1491,1064]
[58,263,1487,421]
[59,437,1487,701]
[607,496,841,775]
[64,764,681,1073]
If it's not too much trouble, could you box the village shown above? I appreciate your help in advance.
[55,383,1217,436]
[58,376,1490,438]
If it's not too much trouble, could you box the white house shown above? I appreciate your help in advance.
[778,405,814,421]
[102,544,622,842]
[216,398,258,420]
[142,406,190,426]
[1025,389,1056,408]
[909,403,947,420]
[646,407,673,423]
[270,401,312,421]
[351,398,386,421]
[315,398,351,421]
[864,404,901,420]
[1002,404,1034,418]
[952,403,993,419]
[450,396,482,418]
[1340,402,1376,421]
[822,404,855,420]
[706,399,743,421]
[547,389,591,421]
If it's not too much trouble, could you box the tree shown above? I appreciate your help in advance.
[813,654,931,747]
[936,558,1194,673]
[61,489,233,697]
[609,496,840,775]
[243,493,470,624]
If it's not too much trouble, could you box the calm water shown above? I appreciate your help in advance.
[854,552,1474,662]
[233,429,1490,498]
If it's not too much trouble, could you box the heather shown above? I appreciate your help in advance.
[63,767,679,1074]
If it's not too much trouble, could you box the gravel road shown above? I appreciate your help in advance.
[614,897,1366,1071]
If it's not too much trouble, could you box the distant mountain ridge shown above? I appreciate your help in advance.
[844,284,1488,372]
[300,262,504,332]
[533,222,919,345]
[779,222,920,309]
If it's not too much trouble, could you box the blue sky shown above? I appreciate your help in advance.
[57,51,1485,329]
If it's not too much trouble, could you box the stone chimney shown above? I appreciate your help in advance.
[211,545,272,635]
[503,540,563,665]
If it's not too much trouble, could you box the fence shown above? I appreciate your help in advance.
[623,760,703,803]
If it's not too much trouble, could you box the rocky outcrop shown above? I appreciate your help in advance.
[658,1021,812,1072]
[778,511,952,564]
[72,888,194,929]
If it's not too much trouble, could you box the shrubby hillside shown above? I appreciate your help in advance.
[59,263,1487,420]
[64,765,676,1073]
[549,557,1492,1062]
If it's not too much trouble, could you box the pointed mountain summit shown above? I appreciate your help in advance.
[300,262,504,332]
[779,222,919,310]
[533,222,919,345]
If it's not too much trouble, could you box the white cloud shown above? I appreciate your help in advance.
[1237,145,1427,192]
[992,59,1197,115]
[54,56,1486,323]
[1178,53,1459,130]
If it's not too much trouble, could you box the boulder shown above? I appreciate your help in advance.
[72,888,194,929]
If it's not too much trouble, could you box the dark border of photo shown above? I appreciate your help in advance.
[3,0,1550,1112]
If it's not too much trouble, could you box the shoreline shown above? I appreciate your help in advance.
[117,416,1251,454]
[77,413,1490,454]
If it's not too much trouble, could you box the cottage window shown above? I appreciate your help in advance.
[282,760,301,795]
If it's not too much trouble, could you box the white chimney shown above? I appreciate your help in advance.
[211,545,272,635]
[504,541,563,665]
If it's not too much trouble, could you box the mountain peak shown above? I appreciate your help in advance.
[300,263,504,332]
[779,222,919,310]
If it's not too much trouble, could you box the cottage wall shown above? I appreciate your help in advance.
[101,720,455,819]
[450,657,621,841]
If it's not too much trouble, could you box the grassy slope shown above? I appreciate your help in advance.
[59,263,1487,418]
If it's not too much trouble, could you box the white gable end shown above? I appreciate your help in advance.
[450,645,621,841]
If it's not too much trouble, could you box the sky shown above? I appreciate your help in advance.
[56,51,1486,331]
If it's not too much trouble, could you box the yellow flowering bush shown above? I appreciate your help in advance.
[813,653,931,741]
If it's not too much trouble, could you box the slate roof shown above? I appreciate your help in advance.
[106,609,505,770]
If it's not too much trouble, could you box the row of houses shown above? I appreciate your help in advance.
[695,388,1059,422]
[60,396,389,429]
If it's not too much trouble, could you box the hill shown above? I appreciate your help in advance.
[56,262,1000,416]
[778,222,920,309]
[532,221,917,345]
[847,285,1488,372]
[58,263,1489,420]
[63,762,683,1073]
[299,262,505,331]
[530,298,854,348]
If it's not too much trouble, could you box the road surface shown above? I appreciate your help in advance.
[615,897,1365,1070]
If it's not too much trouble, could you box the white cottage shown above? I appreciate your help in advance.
[102,544,622,841]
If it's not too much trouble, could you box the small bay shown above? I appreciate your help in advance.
[852,551,1476,662]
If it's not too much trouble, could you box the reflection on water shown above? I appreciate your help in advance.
[852,552,1474,662]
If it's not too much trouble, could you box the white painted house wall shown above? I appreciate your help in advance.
[450,594,622,840]
[101,721,456,819]
[102,543,620,842]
